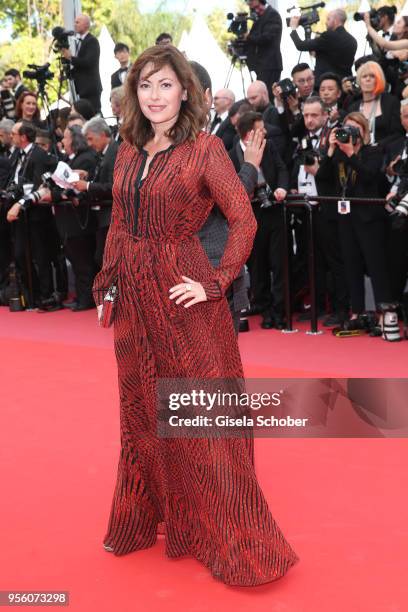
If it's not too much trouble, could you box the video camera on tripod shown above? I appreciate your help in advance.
[22,63,54,88]
[226,11,257,61]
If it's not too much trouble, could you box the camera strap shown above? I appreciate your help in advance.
[338,162,354,199]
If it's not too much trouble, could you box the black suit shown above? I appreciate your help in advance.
[246,6,283,95]
[111,65,131,89]
[71,33,102,113]
[348,93,403,150]
[0,156,12,290]
[86,139,119,269]
[230,139,289,315]
[215,117,237,151]
[316,146,391,312]
[54,148,98,307]
[290,26,357,81]
[10,145,59,303]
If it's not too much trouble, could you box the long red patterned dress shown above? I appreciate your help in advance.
[93,132,299,586]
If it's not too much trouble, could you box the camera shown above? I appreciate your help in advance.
[278,78,297,100]
[0,183,23,207]
[335,126,361,145]
[298,137,320,166]
[353,9,381,30]
[254,183,274,208]
[226,11,256,60]
[0,89,15,120]
[51,26,74,51]
[286,2,325,32]
[22,63,54,84]
[392,158,408,177]
[342,75,361,97]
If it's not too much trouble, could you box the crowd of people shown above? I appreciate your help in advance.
[0,3,408,342]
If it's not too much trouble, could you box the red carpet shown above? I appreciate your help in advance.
[0,308,407,611]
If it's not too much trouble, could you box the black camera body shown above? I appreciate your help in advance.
[354,9,381,30]
[0,183,23,207]
[393,158,408,177]
[298,137,320,166]
[0,89,15,120]
[23,63,54,84]
[343,75,361,97]
[254,183,274,209]
[286,8,321,30]
[279,78,297,100]
[51,26,74,51]
[335,126,361,145]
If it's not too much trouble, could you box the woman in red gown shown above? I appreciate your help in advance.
[93,44,299,586]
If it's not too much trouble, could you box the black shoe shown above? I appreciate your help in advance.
[71,303,95,312]
[261,313,274,329]
[323,313,343,327]
[297,309,325,322]
[274,315,286,330]
[239,317,250,333]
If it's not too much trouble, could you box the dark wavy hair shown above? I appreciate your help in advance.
[121,45,207,149]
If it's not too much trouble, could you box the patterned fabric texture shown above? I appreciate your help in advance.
[93,132,299,586]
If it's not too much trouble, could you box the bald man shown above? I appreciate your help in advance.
[289,9,357,80]
[210,88,235,134]
[61,13,102,114]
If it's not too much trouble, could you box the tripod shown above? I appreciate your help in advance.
[224,53,253,98]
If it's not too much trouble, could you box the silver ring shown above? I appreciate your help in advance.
[184,284,192,292]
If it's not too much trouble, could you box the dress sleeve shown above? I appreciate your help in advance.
[92,149,127,306]
[201,135,257,300]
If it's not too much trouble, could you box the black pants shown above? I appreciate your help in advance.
[13,212,54,303]
[64,234,96,306]
[247,203,284,315]
[0,207,12,289]
[256,69,282,100]
[338,215,391,312]
[385,217,408,302]
[315,211,349,313]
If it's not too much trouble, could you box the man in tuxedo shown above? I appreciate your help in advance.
[61,14,102,114]
[230,111,289,328]
[245,0,283,97]
[72,117,118,270]
[0,118,15,158]
[289,9,357,81]
[111,43,131,90]
[3,69,27,102]
[5,121,59,309]
[210,89,235,134]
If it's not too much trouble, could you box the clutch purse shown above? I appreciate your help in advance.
[100,283,118,328]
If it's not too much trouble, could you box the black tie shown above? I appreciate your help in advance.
[75,37,82,54]
[211,115,221,132]
[119,67,128,74]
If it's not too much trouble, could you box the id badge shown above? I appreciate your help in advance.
[338,200,350,215]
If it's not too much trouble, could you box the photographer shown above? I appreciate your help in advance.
[383,99,408,303]
[272,64,316,137]
[315,112,392,330]
[71,117,118,270]
[289,97,349,324]
[4,121,60,310]
[245,0,283,96]
[290,9,357,81]
[0,118,15,158]
[61,14,102,115]
[230,111,289,329]
[53,125,98,310]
